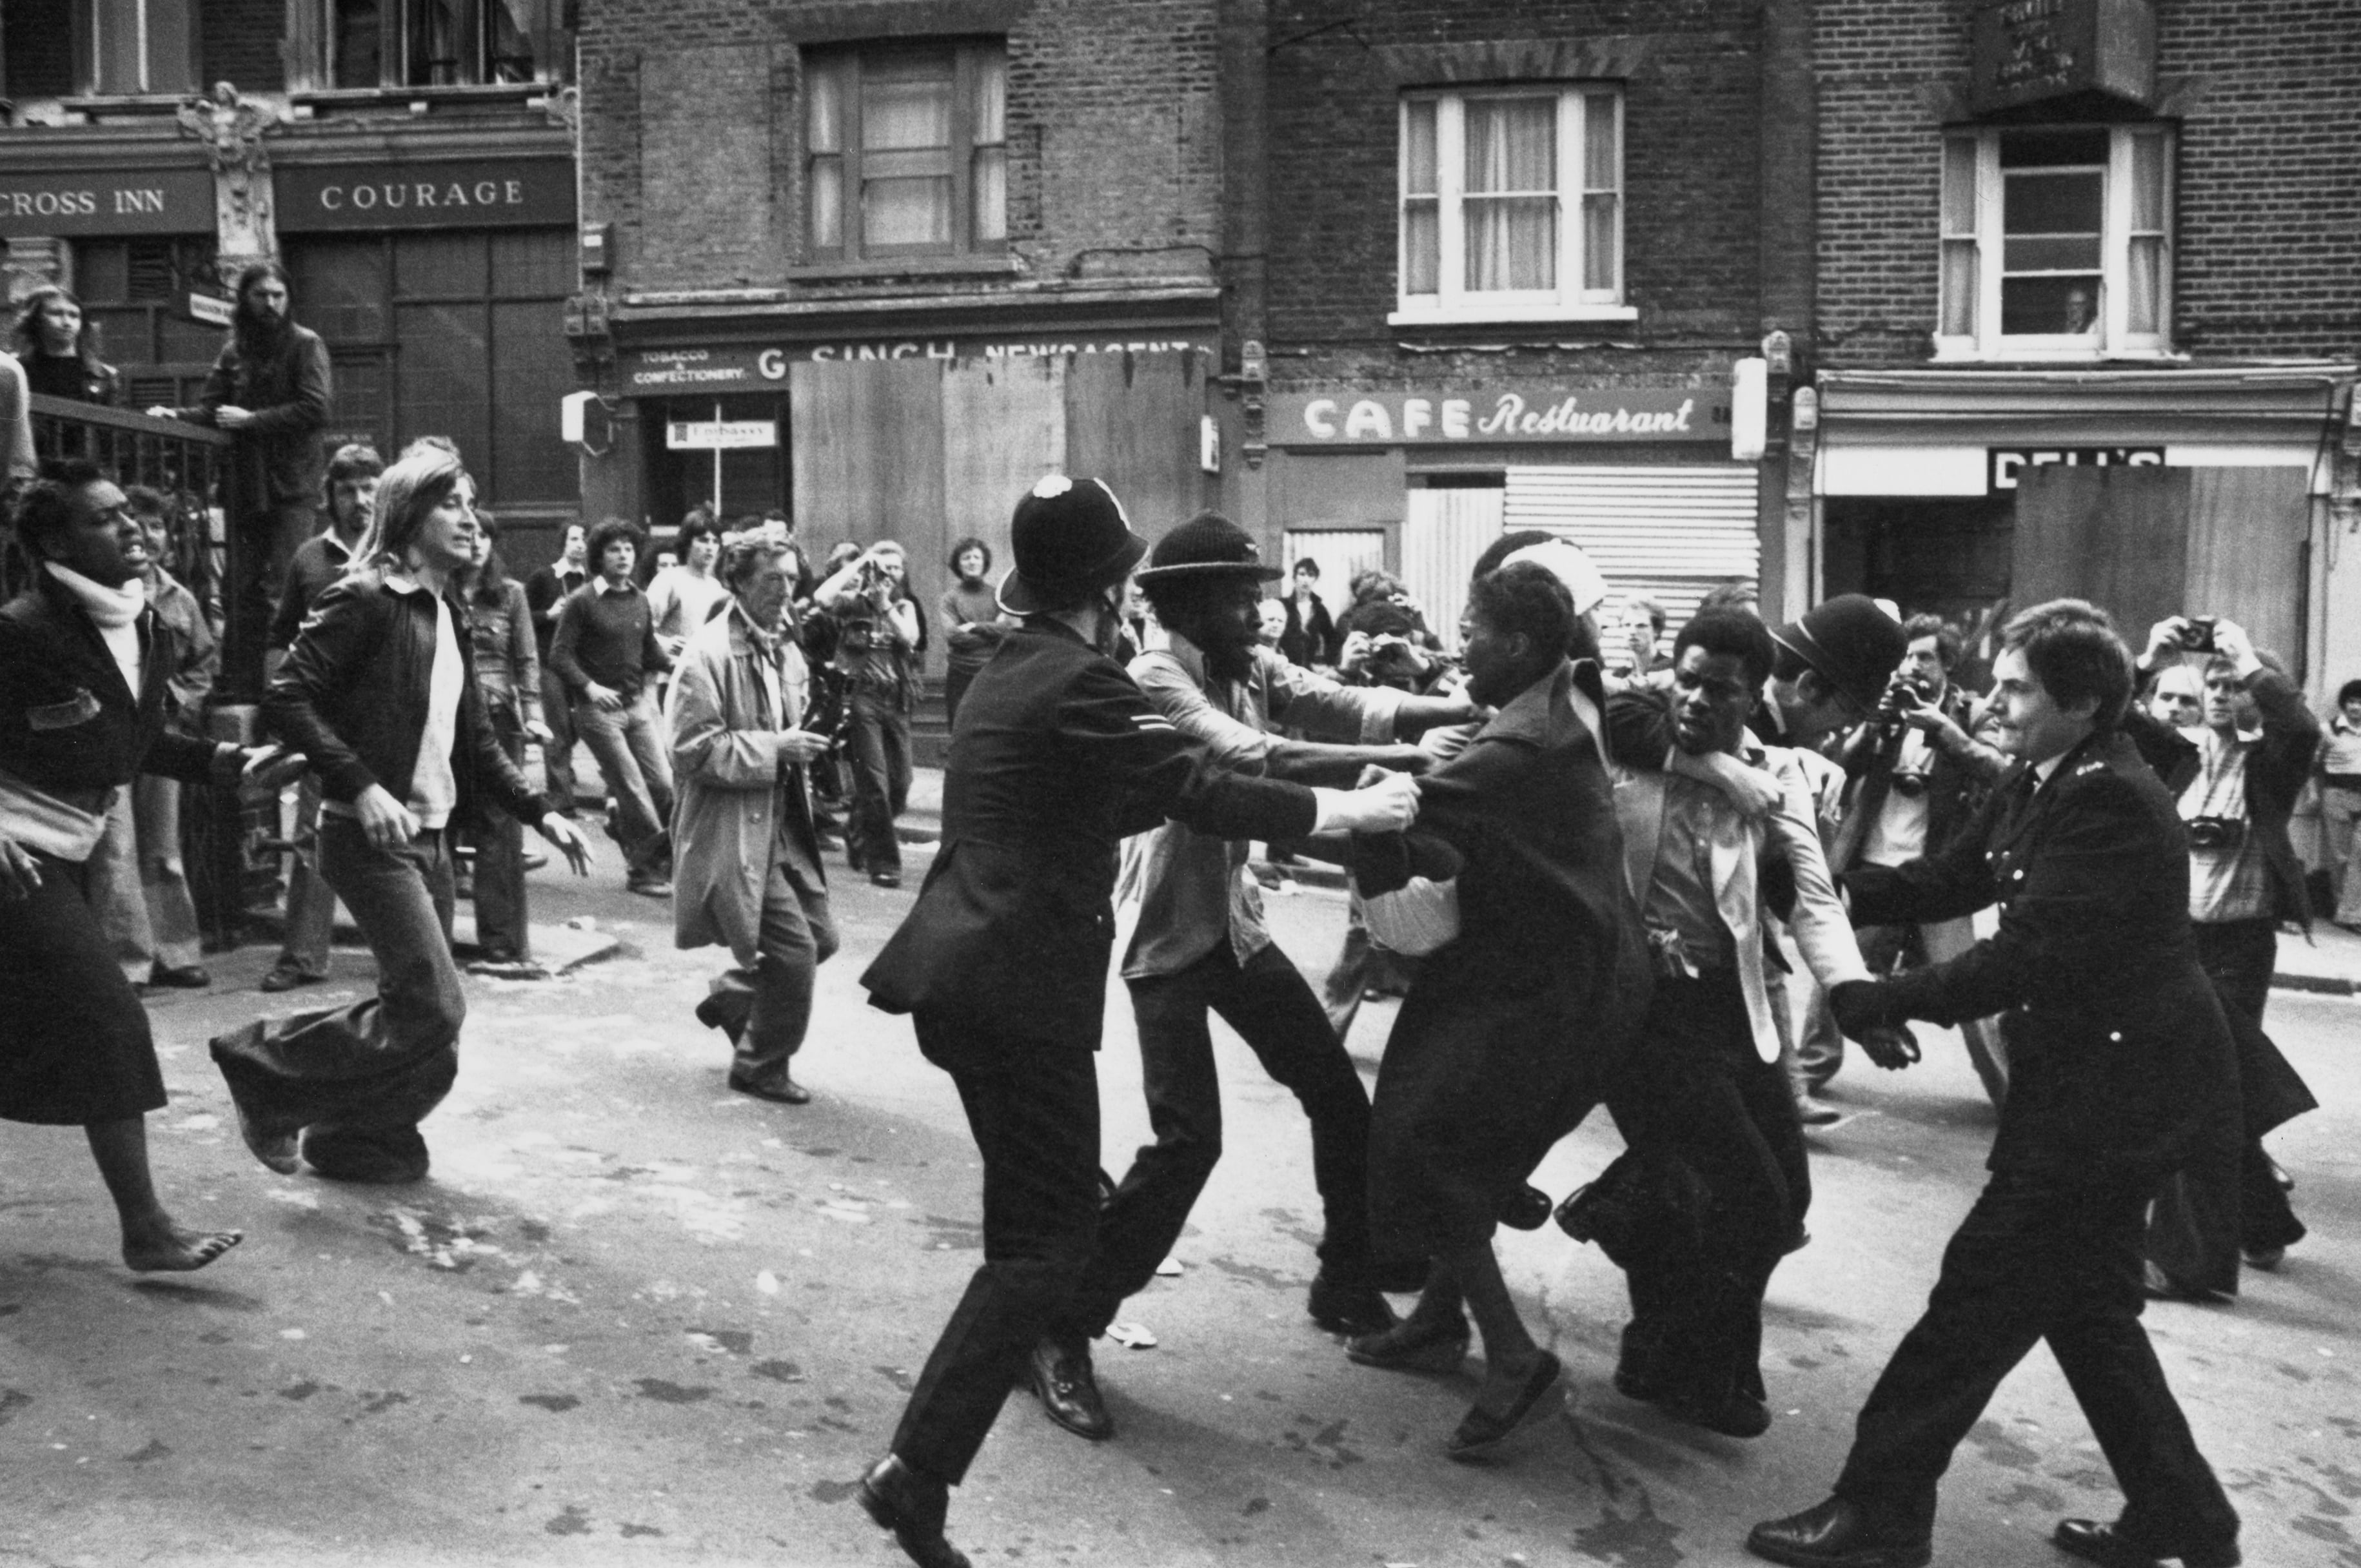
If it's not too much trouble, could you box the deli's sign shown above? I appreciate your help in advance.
[277,158,575,231]
[1273,388,1731,446]
[0,168,213,237]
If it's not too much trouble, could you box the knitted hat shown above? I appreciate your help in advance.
[998,475,1148,616]
[1134,511,1283,586]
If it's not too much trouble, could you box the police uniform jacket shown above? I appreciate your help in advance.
[1845,728,2239,1179]
[860,620,1318,1062]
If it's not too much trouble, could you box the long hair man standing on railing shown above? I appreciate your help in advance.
[147,260,331,682]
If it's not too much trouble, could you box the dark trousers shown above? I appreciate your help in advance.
[845,688,912,877]
[891,1015,1101,1485]
[1836,1170,2238,1553]
[235,502,317,686]
[210,820,464,1182]
[1065,941,1374,1338]
[943,661,984,730]
[1608,970,1808,1406]
[2149,918,2304,1284]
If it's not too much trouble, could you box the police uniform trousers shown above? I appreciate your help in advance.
[1834,1161,2238,1548]
[890,1014,1101,1485]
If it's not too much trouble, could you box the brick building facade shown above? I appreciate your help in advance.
[569,0,1234,680]
[1230,0,1813,652]
[0,0,582,556]
[1802,0,2361,703]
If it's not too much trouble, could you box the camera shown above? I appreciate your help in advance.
[2179,616,2218,654]
[2184,814,2245,852]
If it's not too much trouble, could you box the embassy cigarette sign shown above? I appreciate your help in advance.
[1272,388,1731,446]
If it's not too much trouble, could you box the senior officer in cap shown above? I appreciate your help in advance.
[1028,512,1477,1428]
[1748,600,2241,1568]
[851,477,1421,1568]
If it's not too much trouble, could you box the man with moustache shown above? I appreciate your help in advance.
[259,443,382,994]
[1749,600,2241,1568]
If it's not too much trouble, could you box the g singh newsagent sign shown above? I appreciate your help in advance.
[1272,387,1732,446]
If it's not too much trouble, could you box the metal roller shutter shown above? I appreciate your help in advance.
[1503,464,1763,649]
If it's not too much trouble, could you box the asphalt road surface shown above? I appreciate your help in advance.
[4,852,2356,1568]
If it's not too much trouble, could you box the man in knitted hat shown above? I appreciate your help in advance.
[851,478,1421,1568]
[1032,511,1477,1409]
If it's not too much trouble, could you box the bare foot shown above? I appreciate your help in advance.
[123,1224,244,1273]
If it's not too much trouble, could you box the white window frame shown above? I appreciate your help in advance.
[74,0,197,97]
[1391,85,1633,328]
[1934,124,2177,362]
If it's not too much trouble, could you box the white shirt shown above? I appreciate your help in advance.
[1862,727,1937,868]
[399,581,465,831]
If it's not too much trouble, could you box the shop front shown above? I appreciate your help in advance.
[0,153,226,407]
[1812,368,2356,690]
[273,150,579,547]
[1261,378,1756,656]
[591,311,1220,690]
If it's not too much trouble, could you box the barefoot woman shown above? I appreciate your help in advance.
[0,460,278,1270]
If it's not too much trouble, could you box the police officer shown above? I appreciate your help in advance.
[1748,599,2240,1568]
[851,476,1418,1568]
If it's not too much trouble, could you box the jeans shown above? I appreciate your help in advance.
[471,729,530,959]
[1608,970,1808,1408]
[538,662,579,814]
[702,855,838,1088]
[209,820,464,1182]
[279,772,338,978]
[89,778,206,975]
[845,687,911,878]
[1835,1170,2238,1553]
[891,1019,1101,1485]
[1065,941,1376,1338]
[573,688,675,876]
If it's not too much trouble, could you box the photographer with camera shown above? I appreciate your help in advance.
[815,541,925,888]
[1806,616,2012,1106]
[2131,614,2318,1298]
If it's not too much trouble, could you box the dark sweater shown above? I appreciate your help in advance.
[548,580,668,701]
[268,532,355,652]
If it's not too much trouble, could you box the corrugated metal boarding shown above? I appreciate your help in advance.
[1504,465,1761,653]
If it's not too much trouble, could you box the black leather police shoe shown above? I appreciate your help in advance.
[1308,1273,1398,1336]
[2053,1518,2240,1568]
[1027,1337,1112,1440]
[1746,1498,1932,1568]
[858,1454,971,1568]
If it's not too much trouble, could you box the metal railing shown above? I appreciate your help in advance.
[20,393,272,948]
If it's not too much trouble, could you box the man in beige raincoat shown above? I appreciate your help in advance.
[668,529,836,1105]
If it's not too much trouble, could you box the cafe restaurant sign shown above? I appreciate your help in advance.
[277,158,576,232]
[0,168,213,238]
[1272,388,1731,447]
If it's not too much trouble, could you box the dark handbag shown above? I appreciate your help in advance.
[1554,1147,1714,1270]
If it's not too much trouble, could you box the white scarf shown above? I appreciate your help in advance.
[45,562,146,696]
